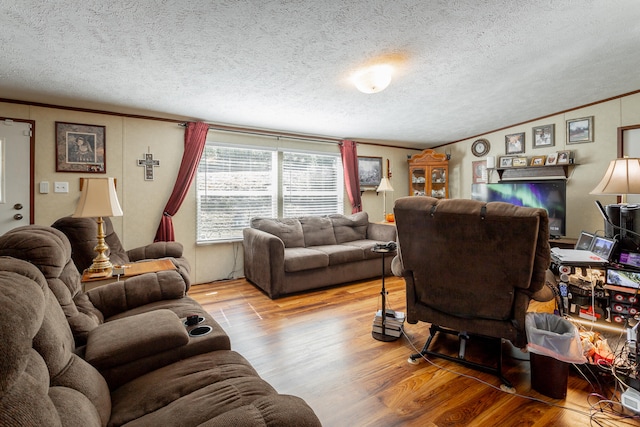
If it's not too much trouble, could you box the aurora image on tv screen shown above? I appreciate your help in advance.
[471,180,566,237]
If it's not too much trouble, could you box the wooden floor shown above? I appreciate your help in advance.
[189,277,634,427]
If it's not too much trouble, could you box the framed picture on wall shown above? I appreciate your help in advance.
[472,160,487,184]
[532,124,555,148]
[505,132,525,154]
[567,116,594,144]
[358,156,382,189]
[55,122,106,173]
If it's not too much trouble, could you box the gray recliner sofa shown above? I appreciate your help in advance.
[243,212,397,298]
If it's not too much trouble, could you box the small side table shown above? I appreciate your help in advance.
[81,259,176,291]
[371,246,402,342]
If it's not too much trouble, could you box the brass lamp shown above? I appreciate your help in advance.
[73,177,123,276]
[590,158,640,202]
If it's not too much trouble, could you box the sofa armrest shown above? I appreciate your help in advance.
[127,241,184,261]
[86,270,186,319]
[242,228,285,297]
[85,309,189,370]
[366,222,397,242]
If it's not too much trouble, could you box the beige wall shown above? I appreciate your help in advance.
[3,92,638,282]
[0,101,415,284]
[443,93,640,238]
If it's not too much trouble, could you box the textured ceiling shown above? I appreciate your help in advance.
[1,1,639,149]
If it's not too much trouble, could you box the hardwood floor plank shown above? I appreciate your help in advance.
[189,277,633,426]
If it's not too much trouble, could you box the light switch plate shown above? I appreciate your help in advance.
[39,181,49,194]
[54,182,69,193]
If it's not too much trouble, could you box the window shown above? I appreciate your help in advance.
[282,151,343,217]
[197,143,343,243]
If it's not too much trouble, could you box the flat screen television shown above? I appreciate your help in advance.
[471,180,567,238]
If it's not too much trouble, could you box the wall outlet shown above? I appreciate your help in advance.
[54,182,68,193]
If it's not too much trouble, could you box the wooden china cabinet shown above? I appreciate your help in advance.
[408,149,449,198]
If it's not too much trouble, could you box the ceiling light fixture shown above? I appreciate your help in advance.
[352,64,393,94]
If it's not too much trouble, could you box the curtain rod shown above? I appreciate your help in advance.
[180,122,342,145]
[179,122,420,150]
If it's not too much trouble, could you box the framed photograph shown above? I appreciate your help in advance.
[567,116,594,144]
[575,231,595,250]
[590,236,616,260]
[358,156,382,188]
[557,150,571,165]
[55,122,106,173]
[512,157,528,167]
[532,124,555,148]
[505,132,525,155]
[530,156,546,166]
[472,160,487,184]
[499,156,513,168]
[545,152,558,165]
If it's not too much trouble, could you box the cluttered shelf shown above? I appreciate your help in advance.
[496,164,577,180]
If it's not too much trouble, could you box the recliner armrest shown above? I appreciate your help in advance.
[127,241,184,261]
[85,309,189,370]
[86,270,186,319]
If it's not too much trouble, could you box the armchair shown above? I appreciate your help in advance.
[393,197,553,386]
[52,216,191,289]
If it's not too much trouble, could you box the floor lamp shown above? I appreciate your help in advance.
[377,177,394,221]
[72,177,123,277]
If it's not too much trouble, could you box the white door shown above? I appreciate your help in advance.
[0,119,32,234]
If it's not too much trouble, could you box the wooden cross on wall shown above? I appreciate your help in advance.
[137,151,160,181]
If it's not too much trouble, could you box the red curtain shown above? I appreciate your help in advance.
[154,121,210,242]
[339,139,362,213]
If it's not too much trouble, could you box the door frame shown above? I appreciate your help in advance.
[1,117,35,224]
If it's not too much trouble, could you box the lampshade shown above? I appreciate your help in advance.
[376,177,394,192]
[352,64,393,94]
[590,158,640,195]
[73,177,123,218]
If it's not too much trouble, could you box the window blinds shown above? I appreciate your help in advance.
[197,144,343,243]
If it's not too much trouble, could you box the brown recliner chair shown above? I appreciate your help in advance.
[393,196,555,386]
[52,216,191,289]
[0,225,230,390]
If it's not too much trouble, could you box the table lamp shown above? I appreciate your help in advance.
[73,177,123,276]
[590,158,640,203]
[377,177,394,221]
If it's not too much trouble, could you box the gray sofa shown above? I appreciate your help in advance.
[243,212,397,298]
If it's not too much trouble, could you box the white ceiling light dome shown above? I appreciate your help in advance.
[352,64,394,94]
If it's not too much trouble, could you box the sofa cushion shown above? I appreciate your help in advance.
[312,245,365,265]
[342,239,391,259]
[300,216,337,247]
[330,212,369,243]
[284,247,329,272]
[251,218,305,248]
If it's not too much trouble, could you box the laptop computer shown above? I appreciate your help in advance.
[551,235,616,266]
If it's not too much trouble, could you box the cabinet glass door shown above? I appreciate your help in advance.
[411,168,426,196]
[430,167,447,198]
